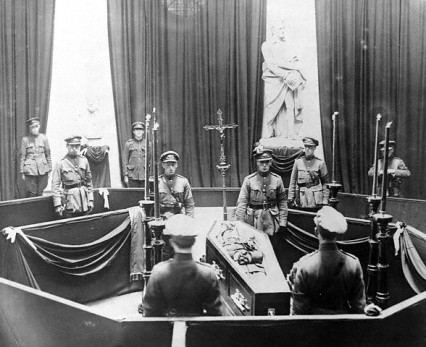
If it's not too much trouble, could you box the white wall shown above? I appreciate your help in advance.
[47,0,121,189]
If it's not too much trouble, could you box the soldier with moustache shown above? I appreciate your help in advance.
[235,146,288,236]
[51,135,94,218]
[19,117,52,197]
[288,137,330,209]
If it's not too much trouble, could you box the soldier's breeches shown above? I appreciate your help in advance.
[24,174,48,197]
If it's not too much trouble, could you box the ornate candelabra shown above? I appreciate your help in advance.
[373,121,393,308]
[365,113,382,303]
[326,112,342,208]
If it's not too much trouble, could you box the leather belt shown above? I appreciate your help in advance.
[249,202,276,210]
[64,182,84,189]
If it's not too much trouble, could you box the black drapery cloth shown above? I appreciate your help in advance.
[0,0,55,200]
[84,145,111,188]
[285,221,370,256]
[400,226,426,293]
[107,0,266,188]
[316,0,426,199]
[0,207,145,303]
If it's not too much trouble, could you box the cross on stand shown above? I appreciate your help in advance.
[204,109,238,220]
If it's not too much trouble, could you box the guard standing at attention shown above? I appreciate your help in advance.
[142,214,222,317]
[288,206,366,315]
[159,150,195,219]
[122,121,149,188]
[235,145,288,236]
[51,135,94,218]
[368,140,410,197]
[159,150,195,260]
[288,137,329,209]
[19,117,52,197]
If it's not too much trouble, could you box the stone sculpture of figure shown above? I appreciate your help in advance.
[78,96,111,188]
[262,24,307,139]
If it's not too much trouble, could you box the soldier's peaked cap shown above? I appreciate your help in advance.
[64,135,82,145]
[253,145,273,161]
[302,137,319,146]
[132,121,145,130]
[314,206,347,234]
[160,150,180,162]
[26,117,40,127]
[165,214,198,238]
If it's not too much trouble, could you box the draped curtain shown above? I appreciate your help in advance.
[316,0,426,199]
[107,0,266,187]
[0,0,55,200]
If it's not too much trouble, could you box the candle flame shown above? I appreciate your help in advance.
[386,121,392,128]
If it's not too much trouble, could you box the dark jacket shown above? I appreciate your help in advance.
[20,133,52,176]
[158,174,195,217]
[143,253,222,317]
[122,138,149,180]
[290,242,366,315]
[235,172,288,234]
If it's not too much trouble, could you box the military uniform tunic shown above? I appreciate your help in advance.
[52,155,94,214]
[142,253,222,317]
[288,156,330,208]
[368,156,410,197]
[290,242,366,314]
[122,138,148,181]
[159,174,195,218]
[20,133,52,176]
[236,172,287,235]
[20,133,52,196]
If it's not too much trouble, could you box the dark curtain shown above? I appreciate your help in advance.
[0,0,55,200]
[316,0,426,199]
[107,0,266,187]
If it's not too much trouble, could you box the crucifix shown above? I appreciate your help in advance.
[204,109,238,220]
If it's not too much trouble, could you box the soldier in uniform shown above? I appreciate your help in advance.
[288,137,329,209]
[159,150,195,219]
[159,150,195,260]
[122,121,149,188]
[288,206,366,315]
[235,146,288,236]
[368,140,410,197]
[142,214,223,317]
[51,135,94,218]
[19,117,52,197]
